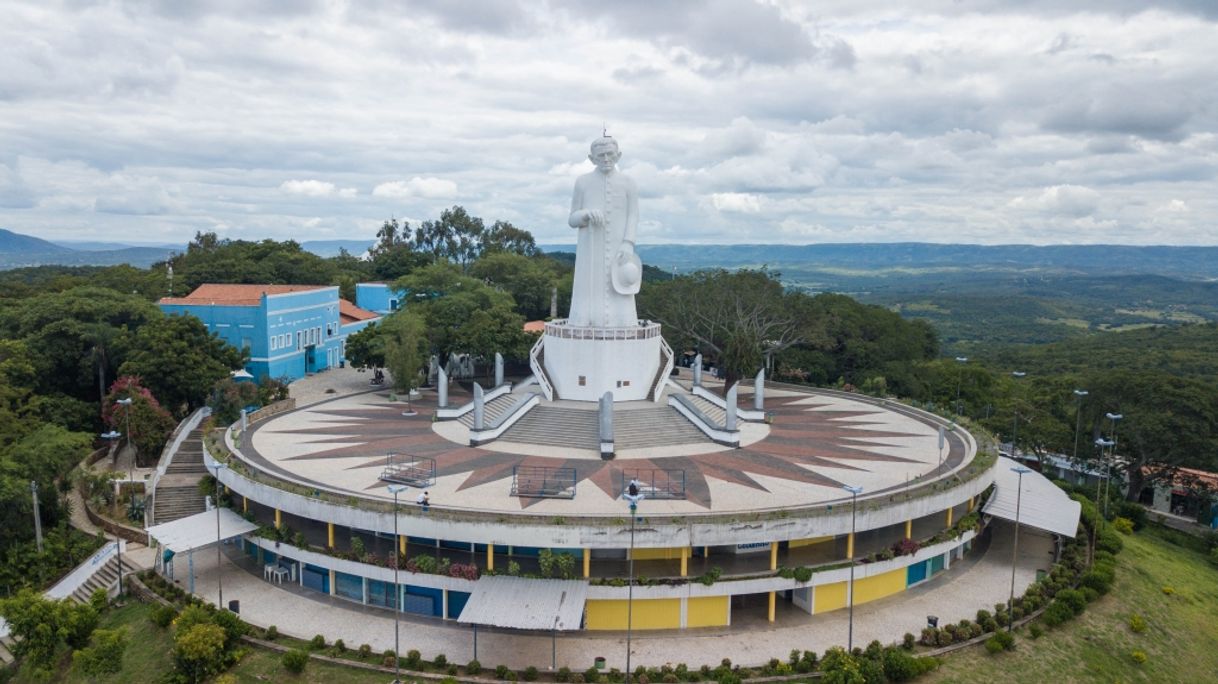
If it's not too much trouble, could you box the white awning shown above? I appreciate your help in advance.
[457,576,588,631]
[984,456,1082,538]
[146,507,259,554]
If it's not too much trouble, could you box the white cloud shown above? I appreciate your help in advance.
[0,2,1214,246]
[372,178,459,200]
[280,180,338,197]
[711,192,763,213]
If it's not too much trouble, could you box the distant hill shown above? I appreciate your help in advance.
[0,228,178,269]
[300,240,376,257]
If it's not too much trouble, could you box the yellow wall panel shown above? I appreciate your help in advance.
[853,568,906,604]
[585,600,629,630]
[631,547,684,560]
[686,596,729,628]
[814,581,847,613]
[585,599,681,630]
[789,536,833,548]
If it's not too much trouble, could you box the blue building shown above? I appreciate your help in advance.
[158,284,380,382]
[354,282,405,316]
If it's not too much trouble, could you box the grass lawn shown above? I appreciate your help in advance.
[927,527,1218,683]
[9,601,174,684]
[226,649,403,683]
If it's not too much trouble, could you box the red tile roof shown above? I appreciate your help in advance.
[159,284,331,306]
[340,299,380,325]
[523,320,546,333]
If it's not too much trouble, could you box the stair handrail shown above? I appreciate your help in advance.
[668,393,740,447]
[650,336,676,402]
[528,335,555,400]
[690,384,766,422]
[469,393,542,446]
[146,406,211,527]
[435,383,513,421]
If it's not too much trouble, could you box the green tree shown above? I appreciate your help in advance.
[73,627,127,677]
[470,252,562,320]
[119,314,244,416]
[640,269,804,387]
[173,622,227,683]
[0,424,93,548]
[103,375,177,466]
[397,262,529,363]
[382,311,428,394]
[344,323,386,370]
[411,206,484,271]
[481,219,539,257]
[0,590,99,669]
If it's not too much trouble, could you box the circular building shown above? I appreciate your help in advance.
[202,374,1006,632]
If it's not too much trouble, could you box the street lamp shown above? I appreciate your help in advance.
[1010,372,1026,459]
[842,485,863,652]
[1103,413,1123,518]
[116,398,134,485]
[1071,390,1088,463]
[101,430,124,593]
[953,357,969,418]
[387,484,408,684]
[1095,437,1116,517]
[1008,466,1031,632]
[625,498,639,682]
[208,462,227,610]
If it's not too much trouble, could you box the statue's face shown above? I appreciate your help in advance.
[589,145,620,172]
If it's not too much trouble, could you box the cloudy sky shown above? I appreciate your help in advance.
[2,1,1216,247]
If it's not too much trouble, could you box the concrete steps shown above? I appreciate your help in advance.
[498,404,711,450]
[499,406,599,448]
[0,635,16,666]
[70,556,140,605]
[615,407,710,449]
[152,428,210,525]
[458,392,520,428]
[688,394,728,425]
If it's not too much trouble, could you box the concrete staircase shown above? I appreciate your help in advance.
[0,634,15,666]
[498,404,711,451]
[69,555,140,605]
[616,407,711,449]
[458,392,523,428]
[686,393,728,425]
[499,405,600,448]
[152,428,209,525]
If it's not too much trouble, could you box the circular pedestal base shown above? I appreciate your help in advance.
[541,320,663,402]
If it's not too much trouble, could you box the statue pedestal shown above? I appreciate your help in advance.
[537,320,666,402]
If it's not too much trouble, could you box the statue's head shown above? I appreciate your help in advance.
[589,136,621,172]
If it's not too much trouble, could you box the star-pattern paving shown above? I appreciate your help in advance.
[247,386,965,511]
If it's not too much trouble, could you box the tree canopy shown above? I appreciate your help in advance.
[119,314,245,416]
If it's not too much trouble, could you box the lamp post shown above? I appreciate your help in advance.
[1008,466,1030,632]
[116,397,134,484]
[1071,389,1088,463]
[953,357,969,418]
[387,484,407,684]
[101,430,123,593]
[208,463,227,610]
[842,485,863,652]
[1009,372,1026,459]
[625,499,638,682]
[1103,413,1123,518]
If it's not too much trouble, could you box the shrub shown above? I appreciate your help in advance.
[1131,650,1148,664]
[792,566,813,582]
[584,666,600,683]
[902,632,916,650]
[919,627,939,646]
[1056,588,1087,616]
[557,666,573,682]
[73,627,127,676]
[152,604,178,628]
[524,666,540,681]
[1162,585,1175,595]
[1029,623,1044,639]
[467,659,483,675]
[310,634,326,650]
[1097,528,1124,554]
[173,623,227,683]
[406,649,423,669]
[264,625,279,640]
[881,647,922,681]
[434,653,448,667]
[1043,600,1075,627]
[333,638,346,653]
[1112,517,1134,535]
[282,648,309,674]
[984,637,1004,655]
[358,643,372,658]
[1129,614,1147,633]
[818,647,863,683]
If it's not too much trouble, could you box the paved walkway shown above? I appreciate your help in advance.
[288,365,378,407]
[173,520,1052,671]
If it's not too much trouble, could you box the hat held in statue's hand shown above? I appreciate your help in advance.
[612,249,642,295]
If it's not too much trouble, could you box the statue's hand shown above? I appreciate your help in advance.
[584,210,606,227]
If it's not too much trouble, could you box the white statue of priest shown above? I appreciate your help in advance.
[568,135,642,328]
